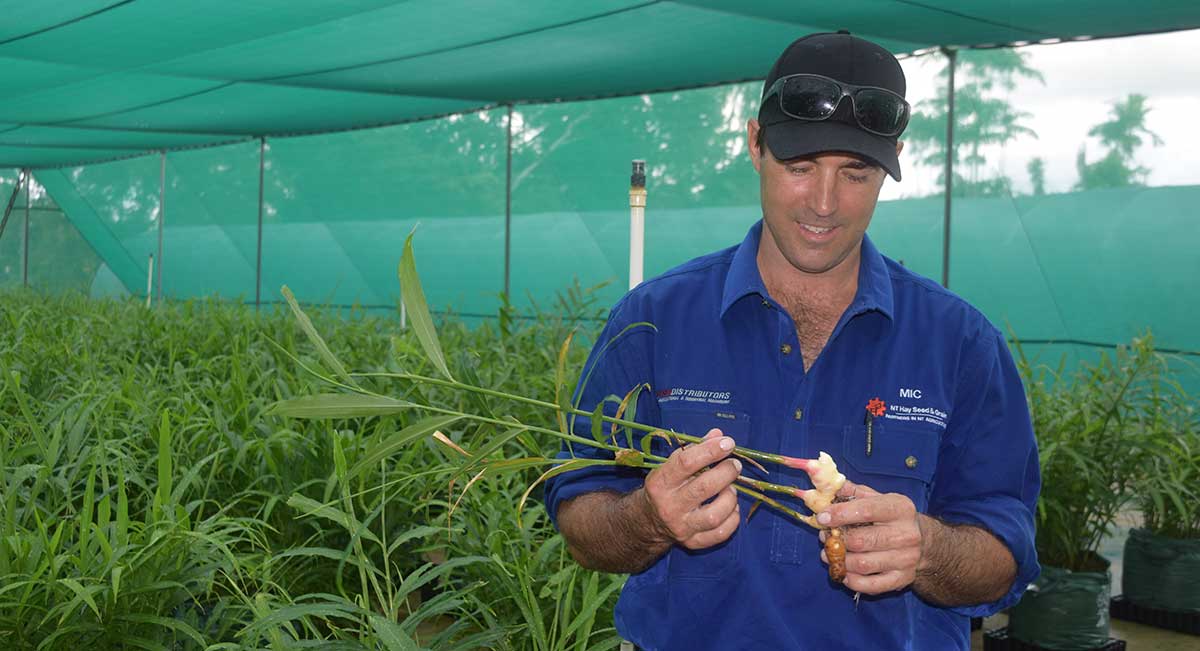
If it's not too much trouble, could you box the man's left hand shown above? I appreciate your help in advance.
[816,481,926,595]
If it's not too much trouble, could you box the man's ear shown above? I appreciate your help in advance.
[895,140,905,157]
[747,119,763,173]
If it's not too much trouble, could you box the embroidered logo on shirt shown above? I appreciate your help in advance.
[656,387,732,405]
[881,389,949,429]
[883,405,948,428]
[866,397,887,417]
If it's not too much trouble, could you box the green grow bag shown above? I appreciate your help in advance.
[1008,561,1111,650]
[1122,527,1200,612]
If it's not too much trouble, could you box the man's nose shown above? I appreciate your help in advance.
[809,170,839,217]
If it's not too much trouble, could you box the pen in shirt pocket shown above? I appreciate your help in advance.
[864,407,874,457]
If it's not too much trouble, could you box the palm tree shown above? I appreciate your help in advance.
[1027,157,1045,196]
[1075,94,1163,190]
[905,48,1044,198]
[1088,94,1163,160]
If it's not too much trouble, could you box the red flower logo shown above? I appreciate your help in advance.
[866,397,886,417]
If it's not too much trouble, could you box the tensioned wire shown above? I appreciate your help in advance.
[0,1,136,47]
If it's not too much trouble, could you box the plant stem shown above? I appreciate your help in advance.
[355,371,797,468]
[736,475,803,501]
[397,396,817,508]
[732,484,818,529]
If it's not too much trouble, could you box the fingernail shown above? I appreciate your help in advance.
[719,437,735,451]
[817,512,832,525]
[732,459,743,473]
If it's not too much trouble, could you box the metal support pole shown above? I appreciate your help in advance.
[256,137,265,309]
[157,151,165,300]
[23,171,30,287]
[504,104,513,298]
[0,168,25,244]
[941,47,957,289]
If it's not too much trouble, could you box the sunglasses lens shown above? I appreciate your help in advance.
[853,89,909,136]
[779,76,842,119]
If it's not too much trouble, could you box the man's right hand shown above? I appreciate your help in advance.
[638,429,743,550]
[556,428,744,573]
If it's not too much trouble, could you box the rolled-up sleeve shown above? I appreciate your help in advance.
[544,299,659,527]
[929,327,1041,617]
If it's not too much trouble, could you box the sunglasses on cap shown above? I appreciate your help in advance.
[762,73,911,138]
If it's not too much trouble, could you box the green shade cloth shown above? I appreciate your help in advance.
[2,1,1199,168]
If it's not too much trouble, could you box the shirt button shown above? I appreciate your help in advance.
[793,408,803,421]
[905,455,918,469]
[780,344,792,355]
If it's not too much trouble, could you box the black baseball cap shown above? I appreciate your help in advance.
[758,31,908,181]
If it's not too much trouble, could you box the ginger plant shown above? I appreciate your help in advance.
[267,233,850,583]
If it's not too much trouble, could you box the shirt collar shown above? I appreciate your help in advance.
[719,221,770,318]
[719,220,895,322]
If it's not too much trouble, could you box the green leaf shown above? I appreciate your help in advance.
[1165,486,1190,525]
[614,449,644,467]
[455,353,496,418]
[96,464,111,532]
[590,402,605,444]
[332,431,348,483]
[370,613,420,651]
[286,494,381,545]
[459,424,529,477]
[266,393,413,419]
[641,429,671,457]
[384,524,445,557]
[557,392,575,439]
[280,285,358,388]
[568,321,657,437]
[348,415,462,480]
[555,331,575,435]
[569,321,657,432]
[115,467,128,548]
[110,565,122,602]
[153,411,173,522]
[564,571,624,648]
[613,383,650,448]
[397,555,486,595]
[110,636,170,651]
[243,600,361,635]
[518,459,612,527]
[58,578,102,622]
[271,546,370,570]
[399,232,454,381]
[114,614,207,649]
[80,465,95,559]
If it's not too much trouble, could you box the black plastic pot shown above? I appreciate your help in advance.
[1121,527,1200,612]
[1007,558,1112,650]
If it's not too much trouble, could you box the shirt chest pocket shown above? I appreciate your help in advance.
[658,405,751,581]
[838,420,940,512]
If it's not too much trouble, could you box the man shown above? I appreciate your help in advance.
[544,31,1040,650]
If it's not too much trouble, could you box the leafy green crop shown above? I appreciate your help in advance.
[1017,334,1196,570]
[0,282,618,649]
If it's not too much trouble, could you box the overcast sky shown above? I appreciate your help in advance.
[880,28,1200,201]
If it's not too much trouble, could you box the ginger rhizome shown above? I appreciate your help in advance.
[779,451,850,583]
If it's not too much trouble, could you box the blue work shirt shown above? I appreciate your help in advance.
[544,221,1041,650]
